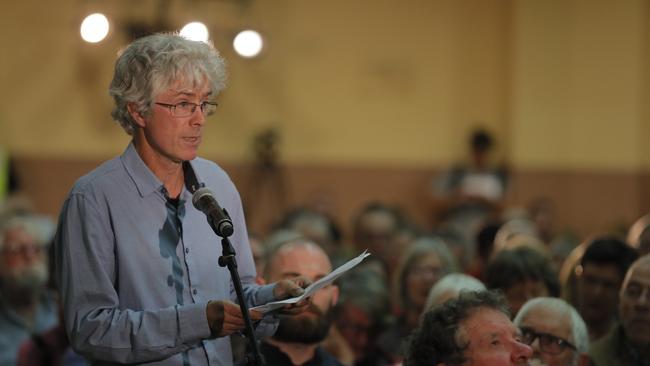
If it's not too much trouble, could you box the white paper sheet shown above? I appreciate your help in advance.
[251,250,370,314]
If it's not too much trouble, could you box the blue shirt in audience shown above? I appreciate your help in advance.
[0,291,58,366]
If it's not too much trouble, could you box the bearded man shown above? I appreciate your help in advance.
[260,237,343,365]
[0,215,56,365]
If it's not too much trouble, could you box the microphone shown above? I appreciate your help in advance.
[192,187,234,237]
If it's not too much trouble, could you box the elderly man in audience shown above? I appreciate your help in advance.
[405,290,532,366]
[514,297,589,366]
[0,215,57,366]
[259,238,344,366]
[574,235,638,341]
[590,254,650,366]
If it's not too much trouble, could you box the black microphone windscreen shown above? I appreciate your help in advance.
[192,187,214,211]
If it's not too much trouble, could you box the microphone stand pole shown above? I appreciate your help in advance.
[215,212,265,366]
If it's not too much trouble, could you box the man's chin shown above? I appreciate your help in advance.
[7,266,48,291]
[273,316,331,344]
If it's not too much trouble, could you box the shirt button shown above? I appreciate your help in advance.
[185,248,190,254]
[193,289,198,295]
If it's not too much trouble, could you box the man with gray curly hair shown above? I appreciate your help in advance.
[55,33,308,365]
[514,297,590,366]
[405,290,532,366]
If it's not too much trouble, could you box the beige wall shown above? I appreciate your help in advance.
[2,0,649,236]
[510,0,647,171]
[1,0,511,164]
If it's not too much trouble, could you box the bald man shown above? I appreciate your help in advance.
[260,239,343,366]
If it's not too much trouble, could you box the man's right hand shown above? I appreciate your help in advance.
[206,300,262,337]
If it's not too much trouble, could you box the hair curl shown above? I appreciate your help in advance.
[405,290,510,366]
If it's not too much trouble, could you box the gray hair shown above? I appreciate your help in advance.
[109,33,227,135]
[514,297,589,364]
[0,215,55,251]
[424,273,486,310]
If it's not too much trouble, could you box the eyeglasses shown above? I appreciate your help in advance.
[155,101,218,117]
[519,327,576,355]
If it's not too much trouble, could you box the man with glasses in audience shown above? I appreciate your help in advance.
[514,297,590,366]
[590,254,650,366]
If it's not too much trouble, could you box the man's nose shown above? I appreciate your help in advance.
[512,340,533,363]
[189,106,206,125]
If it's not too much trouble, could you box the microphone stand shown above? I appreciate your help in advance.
[182,161,264,365]
[214,210,265,366]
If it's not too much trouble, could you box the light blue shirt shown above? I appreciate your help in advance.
[0,291,58,366]
[54,143,276,365]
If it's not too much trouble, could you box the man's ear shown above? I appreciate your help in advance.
[127,103,146,128]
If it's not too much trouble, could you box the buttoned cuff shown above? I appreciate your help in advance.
[178,302,212,342]
[255,284,277,305]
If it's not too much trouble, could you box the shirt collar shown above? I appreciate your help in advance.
[120,143,196,201]
[120,142,164,198]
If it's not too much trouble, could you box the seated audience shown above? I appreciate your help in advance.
[466,220,502,281]
[248,231,266,285]
[376,237,458,363]
[432,227,470,272]
[351,202,404,277]
[590,254,650,366]
[327,268,392,366]
[0,214,57,366]
[627,213,650,256]
[514,297,589,366]
[405,290,532,366]
[573,235,638,341]
[485,246,559,315]
[527,197,557,245]
[276,206,344,261]
[16,307,88,366]
[495,232,549,257]
[423,273,486,311]
[549,236,579,277]
[260,238,343,365]
[492,216,542,253]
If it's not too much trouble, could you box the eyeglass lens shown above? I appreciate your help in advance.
[521,328,575,354]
